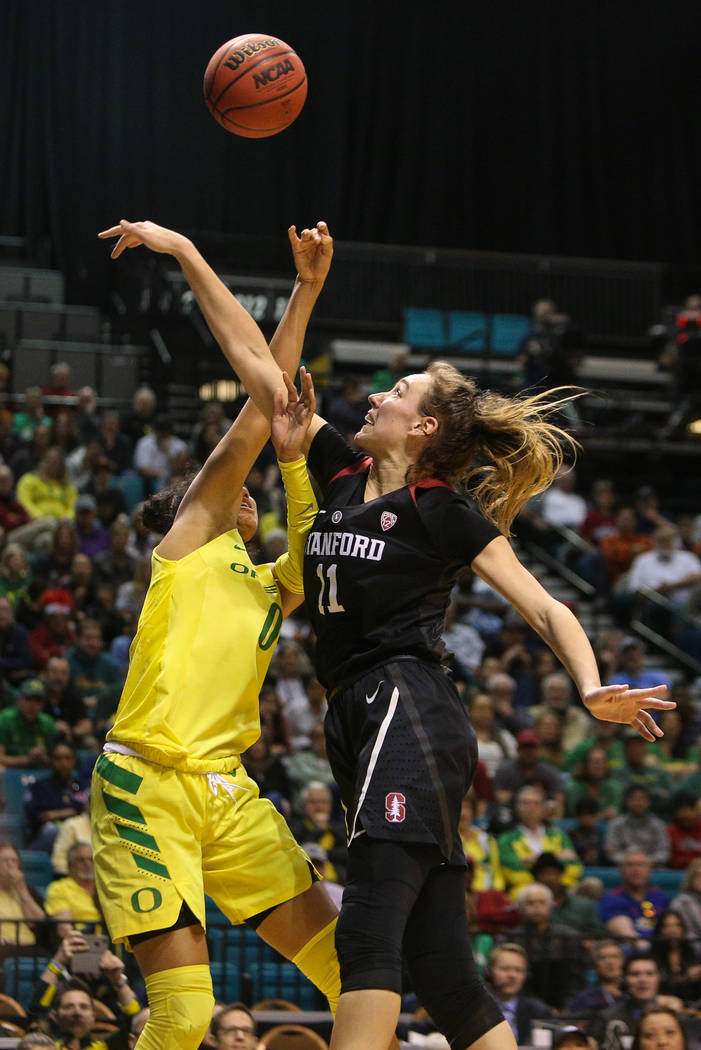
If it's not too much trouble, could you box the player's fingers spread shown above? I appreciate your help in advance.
[288,225,298,240]
[98,226,122,239]
[640,697,677,709]
[632,718,655,742]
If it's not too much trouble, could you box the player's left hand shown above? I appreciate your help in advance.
[582,682,675,741]
[271,367,316,462]
[98,219,190,259]
[288,221,333,284]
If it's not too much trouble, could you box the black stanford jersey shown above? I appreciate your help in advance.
[305,424,500,689]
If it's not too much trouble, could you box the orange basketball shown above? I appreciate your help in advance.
[203,33,308,138]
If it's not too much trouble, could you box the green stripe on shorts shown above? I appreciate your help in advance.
[102,790,146,825]
[96,753,143,794]
[133,854,171,880]
[115,823,159,852]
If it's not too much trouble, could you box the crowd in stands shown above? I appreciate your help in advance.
[0,355,699,1048]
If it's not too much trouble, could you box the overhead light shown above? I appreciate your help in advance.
[198,380,242,402]
[686,418,701,435]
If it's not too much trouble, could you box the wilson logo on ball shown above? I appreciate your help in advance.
[223,38,281,72]
[253,59,294,89]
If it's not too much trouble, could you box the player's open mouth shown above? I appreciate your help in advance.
[364,415,374,425]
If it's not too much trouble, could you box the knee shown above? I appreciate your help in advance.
[335,888,403,993]
[141,966,214,1050]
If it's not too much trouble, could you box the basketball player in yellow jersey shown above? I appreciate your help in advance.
[93,219,339,1050]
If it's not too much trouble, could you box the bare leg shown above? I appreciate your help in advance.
[330,989,401,1050]
[132,923,208,976]
[468,1021,517,1050]
[256,880,338,958]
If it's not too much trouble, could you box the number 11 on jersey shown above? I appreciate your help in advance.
[316,563,345,615]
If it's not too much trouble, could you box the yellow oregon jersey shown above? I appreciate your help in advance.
[106,530,283,773]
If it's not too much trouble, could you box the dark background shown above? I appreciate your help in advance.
[1,1,701,304]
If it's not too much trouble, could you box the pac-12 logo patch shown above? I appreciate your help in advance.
[385,792,406,823]
[380,511,397,532]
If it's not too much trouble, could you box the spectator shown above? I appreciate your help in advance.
[323,374,368,442]
[284,722,335,812]
[133,414,187,496]
[459,793,505,891]
[497,785,581,896]
[470,692,517,777]
[667,793,701,869]
[24,741,85,851]
[531,851,605,938]
[51,802,92,877]
[12,387,51,441]
[650,910,701,1003]
[211,1003,258,1050]
[32,523,79,593]
[30,590,77,670]
[632,1006,689,1050]
[541,468,588,531]
[487,672,532,734]
[518,298,580,391]
[443,599,486,685]
[634,488,673,537]
[0,463,55,549]
[598,850,670,942]
[74,494,111,558]
[75,386,100,444]
[552,1031,589,1050]
[485,942,551,1043]
[580,479,619,545]
[270,639,313,716]
[510,881,587,1008]
[608,637,674,693]
[241,736,291,813]
[69,553,98,617]
[67,619,122,710]
[564,717,626,774]
[258,680,291,755]
[0,541,32,612]
[589,955,681,1050]
[656,710,695,775]
[533,709,566,768]
[492,730,564,812]
[283,674,327,754]
[605,785,670,866]
[566,745,622,819]
[599,507,653,586]
[98,412,134,475]
[570,796,607,865]
[0,676,58,768]
[44,842,101,937]
[50,410,78,456]
[628,524,701,609]
[0,839,45,947]
[9,422,52,481]
[120,386,157,447]
[0,594,33,685]
[615,732,673,817]
[530,672,593,751]
[16,448,77,521]
[671,859,701,957]
[288,780,347,884]
[567,940,626,1013]
[42,362,74,404]
[84,459,128,528]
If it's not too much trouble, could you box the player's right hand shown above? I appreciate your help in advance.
[288,221,333,284]
[98,220,190,259]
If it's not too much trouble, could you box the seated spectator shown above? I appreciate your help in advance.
[605,785,670,866]
[566,745,621,819]
[564,716,626,773]
[615,731,673,817]
[531,851,605,938]
[210,1003,258,1050]
[120,385,157,448]
[628,524,701,611]
[17,1034,59,1050]
[470,692,517,777]
[0,463,55,549]
[284,722,335,812]
[69,553,98,617]
[67,619,122,711]
[0,676,58,768]
[598,850,670,943]
[75,386,100,444]
[632,1006,689,1050]
[487,672,532,734]
[270,639,313,714]
[0,541,32,612]
[580,479,619,545]
[24,741,86,851]
[530,672,593,752]
[485,942,551,1043]
[671,858,701,957]
[497,785,581,896]
[13,387,51,441]
[0,594,33,685]
[323,374,368,443]
[599,507,653,585]
[567,939,626,1013]
[464,855,519,945]
[258,680,291,755]
[28,936,140,1044]
[634,487,673,537]
[589,955,682,1050]
[66,439,106,491]
[655,710,696,777]
[42,362,75,405]
[509,881,587,1008]
[98,412,134,475]
[570,796,606,866]
[284,674,327,754]
[541,467,588,532]
[518,298,580,390]
[650,910,701,1003]
[44,841,101,937]
[74,494,111,558]
[125,504,158,562]
[443,599,485,685]
[288,780,347,884]
[16,448,77,521]
[133,414,187,496]
[0,839,45,947]
[533,708,567,767]
[51,803,92,877]
[84,459,128,528]
[32,522,79,593]
[667,793,701,869]
[115,555,151,624]
[459,793,505,891]
[30,590,77,670]
[50,410,78,456]
[608,636,673,693]
[241,736,291,813]
[493,730,564,814]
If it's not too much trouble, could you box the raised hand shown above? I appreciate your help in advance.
[271,367,316,463]
[288,221,333,284]
[583,682,675,741]
[98,219,190,259]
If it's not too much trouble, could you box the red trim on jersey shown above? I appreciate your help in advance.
[329,456,372,484]
[408,478,454,506]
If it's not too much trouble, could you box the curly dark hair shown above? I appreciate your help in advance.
[141,474,196,534]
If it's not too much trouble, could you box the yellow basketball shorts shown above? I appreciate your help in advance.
[91,752,316,945]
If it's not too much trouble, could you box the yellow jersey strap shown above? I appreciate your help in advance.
[274,456,318,594]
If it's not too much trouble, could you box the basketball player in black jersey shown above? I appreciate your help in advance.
[107,227,675,1050]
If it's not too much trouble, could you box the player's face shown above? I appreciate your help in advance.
[234,486,258,541]
[356,373,434,454]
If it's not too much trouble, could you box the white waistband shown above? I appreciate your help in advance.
[102,743,249,803]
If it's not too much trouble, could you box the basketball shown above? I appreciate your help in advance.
[203,33,307,138]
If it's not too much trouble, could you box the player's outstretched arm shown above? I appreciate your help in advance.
[98,219,285,419]
[472,536,676,740]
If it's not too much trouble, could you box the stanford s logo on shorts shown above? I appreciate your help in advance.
[385,792,406,823]
[380,511,397,532]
